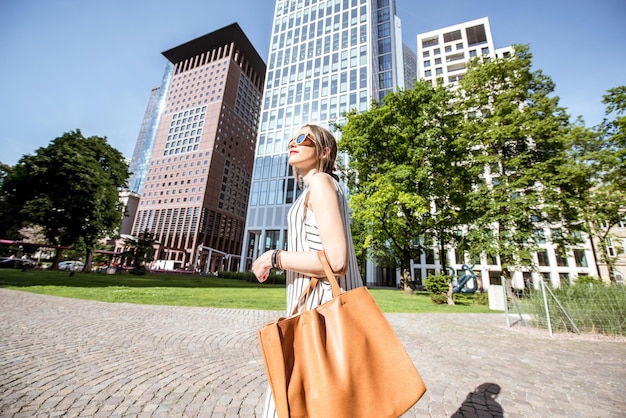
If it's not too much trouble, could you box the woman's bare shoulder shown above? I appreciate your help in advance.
[309,172,337,190]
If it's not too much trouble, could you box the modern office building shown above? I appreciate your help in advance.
[130,23,265,272]
[127,82,171,195]
[401,42,417,89]
[240,0,412,273]
[412,17,598,290]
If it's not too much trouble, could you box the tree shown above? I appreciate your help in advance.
[0,130,129,271]
[125,230,156,275]
[570,87,626,282]
[338,80,472,290]
[601,86,626,183]
[457,45,583,285]
[0,163,21,240]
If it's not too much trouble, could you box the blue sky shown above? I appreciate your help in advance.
[1,0,624,166]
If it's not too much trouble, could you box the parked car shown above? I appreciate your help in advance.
[0,258,36,269]
[58,261,85,271]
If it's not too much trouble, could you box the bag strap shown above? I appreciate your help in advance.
[317,250,342,297]
[290,251,342,316]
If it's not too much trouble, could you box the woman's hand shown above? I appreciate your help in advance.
[252,250,274,282]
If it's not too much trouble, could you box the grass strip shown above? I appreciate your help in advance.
[0,269,493,313]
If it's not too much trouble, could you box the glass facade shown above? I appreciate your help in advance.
[241,0,404,270]
[127,64,173,194]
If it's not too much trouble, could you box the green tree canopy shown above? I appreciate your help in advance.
[458,44,584,280]
[0,130,129,271]
[125,229,157,275]
[570,86,626,281]
[338,80,472,286]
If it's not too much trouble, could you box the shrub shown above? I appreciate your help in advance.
[472,291,489,306]
[452,293,472,305]
[130,265,147,276]
[425,274,452,304]
[574,275,604,287]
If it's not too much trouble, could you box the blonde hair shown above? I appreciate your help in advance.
[293,124,339,188]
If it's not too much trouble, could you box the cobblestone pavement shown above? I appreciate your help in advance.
[1,288,625,418]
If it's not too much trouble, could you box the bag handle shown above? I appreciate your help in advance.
[317,250,342,296]
[291,251,342,315]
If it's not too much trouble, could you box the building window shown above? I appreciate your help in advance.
[570,230,584,244]
[555,249,568,267]
[605,238,616,257]
[537,250,550,267]
[425,249,435,265]
[466,24,487,46]
[265,230,280,251]
[573,249,588,267]
[422,36,438,48]
[454,248,465,264]
[424,60,430,67]
[443,29,462,43]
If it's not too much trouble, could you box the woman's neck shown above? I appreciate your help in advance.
[301,169,319,187]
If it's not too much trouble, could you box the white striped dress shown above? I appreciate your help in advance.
[262,175,363,417]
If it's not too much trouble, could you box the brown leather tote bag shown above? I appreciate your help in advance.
[258,251,426,418]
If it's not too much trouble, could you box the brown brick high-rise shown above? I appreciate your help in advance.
[131,23,265,272]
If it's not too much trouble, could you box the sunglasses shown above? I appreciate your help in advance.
[289,133,316,148]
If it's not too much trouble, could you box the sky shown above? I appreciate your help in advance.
[0,0,624,166]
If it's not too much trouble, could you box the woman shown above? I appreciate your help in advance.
[252,124,363,417]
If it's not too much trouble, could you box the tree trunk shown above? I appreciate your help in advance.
[587,221,603,279]
[402,268,414,295]
[52,248,63,270]
[439,238,447,274]
[400,255,413,295]
[84,248,94,273]
[447,283,455,305]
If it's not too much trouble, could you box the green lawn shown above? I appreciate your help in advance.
[0,269,493,313]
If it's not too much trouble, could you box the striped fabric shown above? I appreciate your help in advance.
[263,175,363,418]
[285,176,363,314]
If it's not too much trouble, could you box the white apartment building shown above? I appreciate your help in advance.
[411,17,598,291]
[417,17,511,87]
[595,220,626,285]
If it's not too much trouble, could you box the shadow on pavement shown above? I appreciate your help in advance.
[451,382,503,418]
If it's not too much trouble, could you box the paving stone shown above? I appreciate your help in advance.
[1,288,625,417]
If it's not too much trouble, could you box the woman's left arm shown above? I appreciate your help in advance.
[275,173,347,276]
[304,173,348,274]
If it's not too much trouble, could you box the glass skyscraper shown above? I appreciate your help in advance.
[240,0,409,271]
[127,67,173,195]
